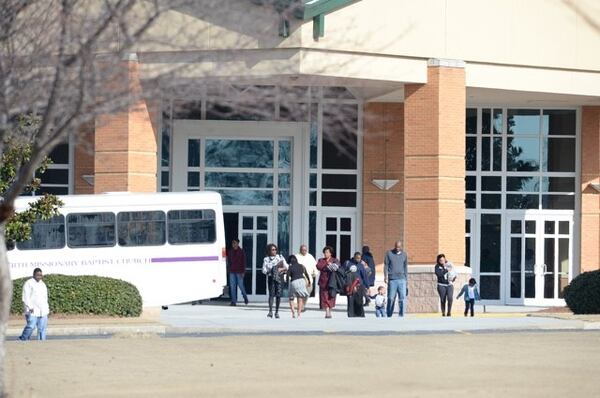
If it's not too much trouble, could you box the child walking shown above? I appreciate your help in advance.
[371,286,387,317]
[456,278,480,317]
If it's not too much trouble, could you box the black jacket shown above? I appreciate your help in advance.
[434,264,448,284]
[328,269,347,297]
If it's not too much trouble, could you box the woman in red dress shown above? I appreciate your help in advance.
[316,246,341,319]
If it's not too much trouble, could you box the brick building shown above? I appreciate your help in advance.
[38,0,600,309]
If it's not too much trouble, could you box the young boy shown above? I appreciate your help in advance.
[371,286,387,317]
[456,278,481,317]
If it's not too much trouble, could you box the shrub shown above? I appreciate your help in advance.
[11,274,142,317]
[563,270,600,314]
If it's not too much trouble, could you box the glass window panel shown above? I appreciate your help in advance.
[525,221,536,234]
[482,176,501,191]
[545,221,555,234]
[205,140,274,168]
[506,137,539,171]
[322,104,358,170]
[326,217,337,231]
[340,218,351,231]
[279,102,308,122]
[481,137,491,171]
[310,173,317,189]
[543,138,575,172]
[67,212,115,248]
[326,234,337,255]
[559,221,569,235]
[278,140,291,169]
[280,86,309,100]
[542,195,575,210]
[309,191,317,206]
[188,139,200,167]
[255,233,268,294]
[279,173,290,189]
[340,235,352,264]
[466,176,476,191]
[511,237,522,271]
[525,237,536,273]
[542,110,576,135]
[37,169,68,185]
[187,172,200,188]
[206,100,275,121]
[242,216,253,230]
[542,177,575,193]
[161,171,169,188]
[511,220,522,234]
[161,107,171,168]
[545,238,555,273]
[117,211,166,247]
[310,104,318,169]
[482,108,491,135]
[17,215,65,250]
[322,192,356,207]
[466,108,477,134]
[309,211,317,257]
[256,217,268,230]
[216,190,273,206]
[511,272,521,299]
[167,209,216,244]
[322,174,357,189]
[465,193,476,209]
[466,137,477,171]
[278,211,290,256]
[506,194,539,209]
[481,194,501,209]
[465,236,471,267]
[493,137,502,171]
[48,143,69,165]
[205,172,273,188]
[507,109,540,134]
[242,233,253,293]
[278,191,290,206]
[558,238,569,274]
[480,214,501,273]
[480,276,500,300]
[323,86,355,99]
[493,109,503,134]
[507,176,539,193]
[466,219,471,233]
[525,273,535,298]
[173,100,202,119]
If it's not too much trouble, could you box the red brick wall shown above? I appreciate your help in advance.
[73,122,95,194]
[363,102,404,272]
[403,66,466,266]
[581,106,600,272]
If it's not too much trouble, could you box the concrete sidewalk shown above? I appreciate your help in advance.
[5,302,600,338]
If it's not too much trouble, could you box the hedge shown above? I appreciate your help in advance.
[11,274,142,317]
[563,270,600,314]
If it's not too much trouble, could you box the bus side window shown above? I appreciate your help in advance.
[117,211,166,247]
[16,215,66,250]
[67,212,116,248]
[167,209,216,244]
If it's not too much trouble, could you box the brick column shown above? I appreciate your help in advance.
[581,106,600,272]
[362,102,404,278]
[403,59,466,266]
[94,55,158,193]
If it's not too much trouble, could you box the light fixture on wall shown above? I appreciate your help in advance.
[371,179,399,191]
[82,174,94,186]
[589,183,600,193]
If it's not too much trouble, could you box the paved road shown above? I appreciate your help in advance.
[6,331,600,397]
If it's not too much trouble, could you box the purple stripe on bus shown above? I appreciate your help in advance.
[150,256,219,263]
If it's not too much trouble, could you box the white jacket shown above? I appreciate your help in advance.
[22,278,49,317]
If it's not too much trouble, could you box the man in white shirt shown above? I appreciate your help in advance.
[296,244,317,302]
[19,268,49,341]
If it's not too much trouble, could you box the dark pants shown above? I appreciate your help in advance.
[437,284,454,315]
[464,299,475,317]
[347,289,365,318]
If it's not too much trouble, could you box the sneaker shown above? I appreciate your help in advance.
[267,311,273,318]
[229,302,237,306]
[275,312,280,319]
[244,297,249,305]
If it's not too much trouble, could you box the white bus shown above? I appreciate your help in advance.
[8,192,227,307]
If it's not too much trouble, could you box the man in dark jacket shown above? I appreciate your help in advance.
[384,240,408,317]
[227,238,248,306]
[362,246,376,287]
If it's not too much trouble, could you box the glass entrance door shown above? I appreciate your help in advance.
[321,214,355,265]
[506,215,572,305]
[239,213,272,298]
